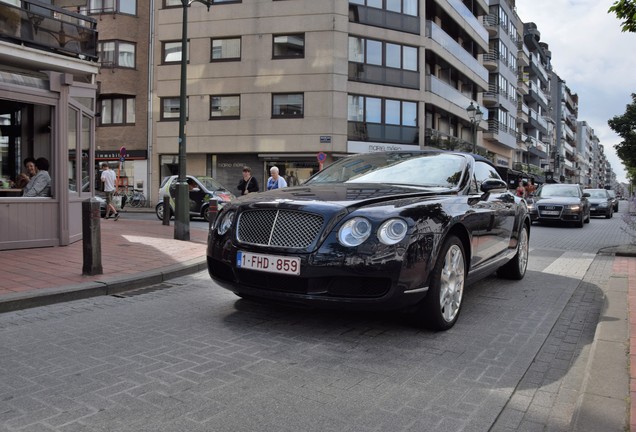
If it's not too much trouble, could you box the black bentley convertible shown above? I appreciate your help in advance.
[207,151,531,330]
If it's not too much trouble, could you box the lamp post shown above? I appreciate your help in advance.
[466,102,483,153]
[174,0,212,241]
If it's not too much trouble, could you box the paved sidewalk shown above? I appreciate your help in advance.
[0,217,635,430]
[0,217,208,313]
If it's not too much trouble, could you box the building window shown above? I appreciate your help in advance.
[348,94,418,143]
[164,0,240,7]
[272,93,304,118]
[82,0,136,15]
[273,34,305,59]
[211,37,241,61]
[210,95,240,119]
[162,41,189,64]
[98,41,135,68]
[100,96,135,125]
[349,36,417,71]
[160,97,188,121]
[350,0,417,16]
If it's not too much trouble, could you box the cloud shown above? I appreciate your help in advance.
[516,0,636,183]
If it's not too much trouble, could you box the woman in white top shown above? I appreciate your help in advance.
[266,166,287,190]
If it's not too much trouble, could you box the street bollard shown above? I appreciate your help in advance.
[82,198,103,275]
[162,195,170,226]
[208,200,218,229]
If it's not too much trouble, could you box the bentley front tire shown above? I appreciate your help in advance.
[418,235,465,331]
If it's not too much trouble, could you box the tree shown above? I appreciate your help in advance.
[608,93,636,174]
[608,0,636,32]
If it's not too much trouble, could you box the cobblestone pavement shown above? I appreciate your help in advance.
[0,208,632,431]
[0,240,620,432]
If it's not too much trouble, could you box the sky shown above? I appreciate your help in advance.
[515,0,636,184]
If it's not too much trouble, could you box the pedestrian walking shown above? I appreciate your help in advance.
[100,162,120,220]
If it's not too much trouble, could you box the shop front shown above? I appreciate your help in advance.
[0,70,97,251]
[157,153,322,201]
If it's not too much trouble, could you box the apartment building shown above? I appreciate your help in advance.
[481,0,520,172]
[520,21,551,182]
[576,120,596,188]
[549,73,579,183]
[151,0,490,198]
[0,0,99,250]
[87,0,152,196]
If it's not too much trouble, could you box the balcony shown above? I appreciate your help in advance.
[482,51,498,71]
[517,41,530,67]
[348,62,419,90]
[517,101,529,123]
[482,84,498,106]
[426,74,489,121]
[426,21,488,83]
[482,14,498,36]
[529,53,549,83]
[349,3,420,35]
[0,0,97,61]
[514,162,545,177]
[425,128,474,153]
[447,0,488,44]
[517,71,529,95]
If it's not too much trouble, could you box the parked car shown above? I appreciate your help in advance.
[584,188,614,219]
[606,189,619,212]
[207,151,531,331]
[155,175,234,222]
[527,183,590,227]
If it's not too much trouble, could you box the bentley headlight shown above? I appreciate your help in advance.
[217,211,234,235]
[338,217,372,247]
[378,219,408,245]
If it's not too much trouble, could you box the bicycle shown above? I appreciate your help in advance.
[128,188,146,207]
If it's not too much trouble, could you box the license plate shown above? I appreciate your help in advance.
[542,210,560,215]
[236,251,301,275]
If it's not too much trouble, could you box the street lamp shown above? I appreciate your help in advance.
[174,0,213,241]
[466,102,483,153]
[525,135,533,147]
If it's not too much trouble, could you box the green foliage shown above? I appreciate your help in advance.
[608,93,636,172]
[608,0,636,32]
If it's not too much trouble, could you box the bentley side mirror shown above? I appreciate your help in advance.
[480,179,507,194]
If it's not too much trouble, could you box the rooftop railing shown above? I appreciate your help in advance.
[0,0,97,61]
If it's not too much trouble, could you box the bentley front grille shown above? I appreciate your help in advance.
[237,209,324,248]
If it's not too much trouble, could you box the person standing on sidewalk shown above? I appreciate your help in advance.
[100,162,120,220]
[237,166,259,196]
[266,166,287,190]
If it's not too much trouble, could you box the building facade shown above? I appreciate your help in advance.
[151,0,491,199]
[89,0,152,197]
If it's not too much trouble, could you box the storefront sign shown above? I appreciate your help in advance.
[348,141,418,154]
[96,150,147,160]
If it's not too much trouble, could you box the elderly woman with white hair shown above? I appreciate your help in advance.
[266,166,288,190]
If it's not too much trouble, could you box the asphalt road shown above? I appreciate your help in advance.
[0,204,630,431]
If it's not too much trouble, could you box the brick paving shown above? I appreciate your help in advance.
[0,218,207,296]
[0,214,634,431]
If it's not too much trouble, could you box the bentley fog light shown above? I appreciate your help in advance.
[378,219,408,245]
[338,217,372,247]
